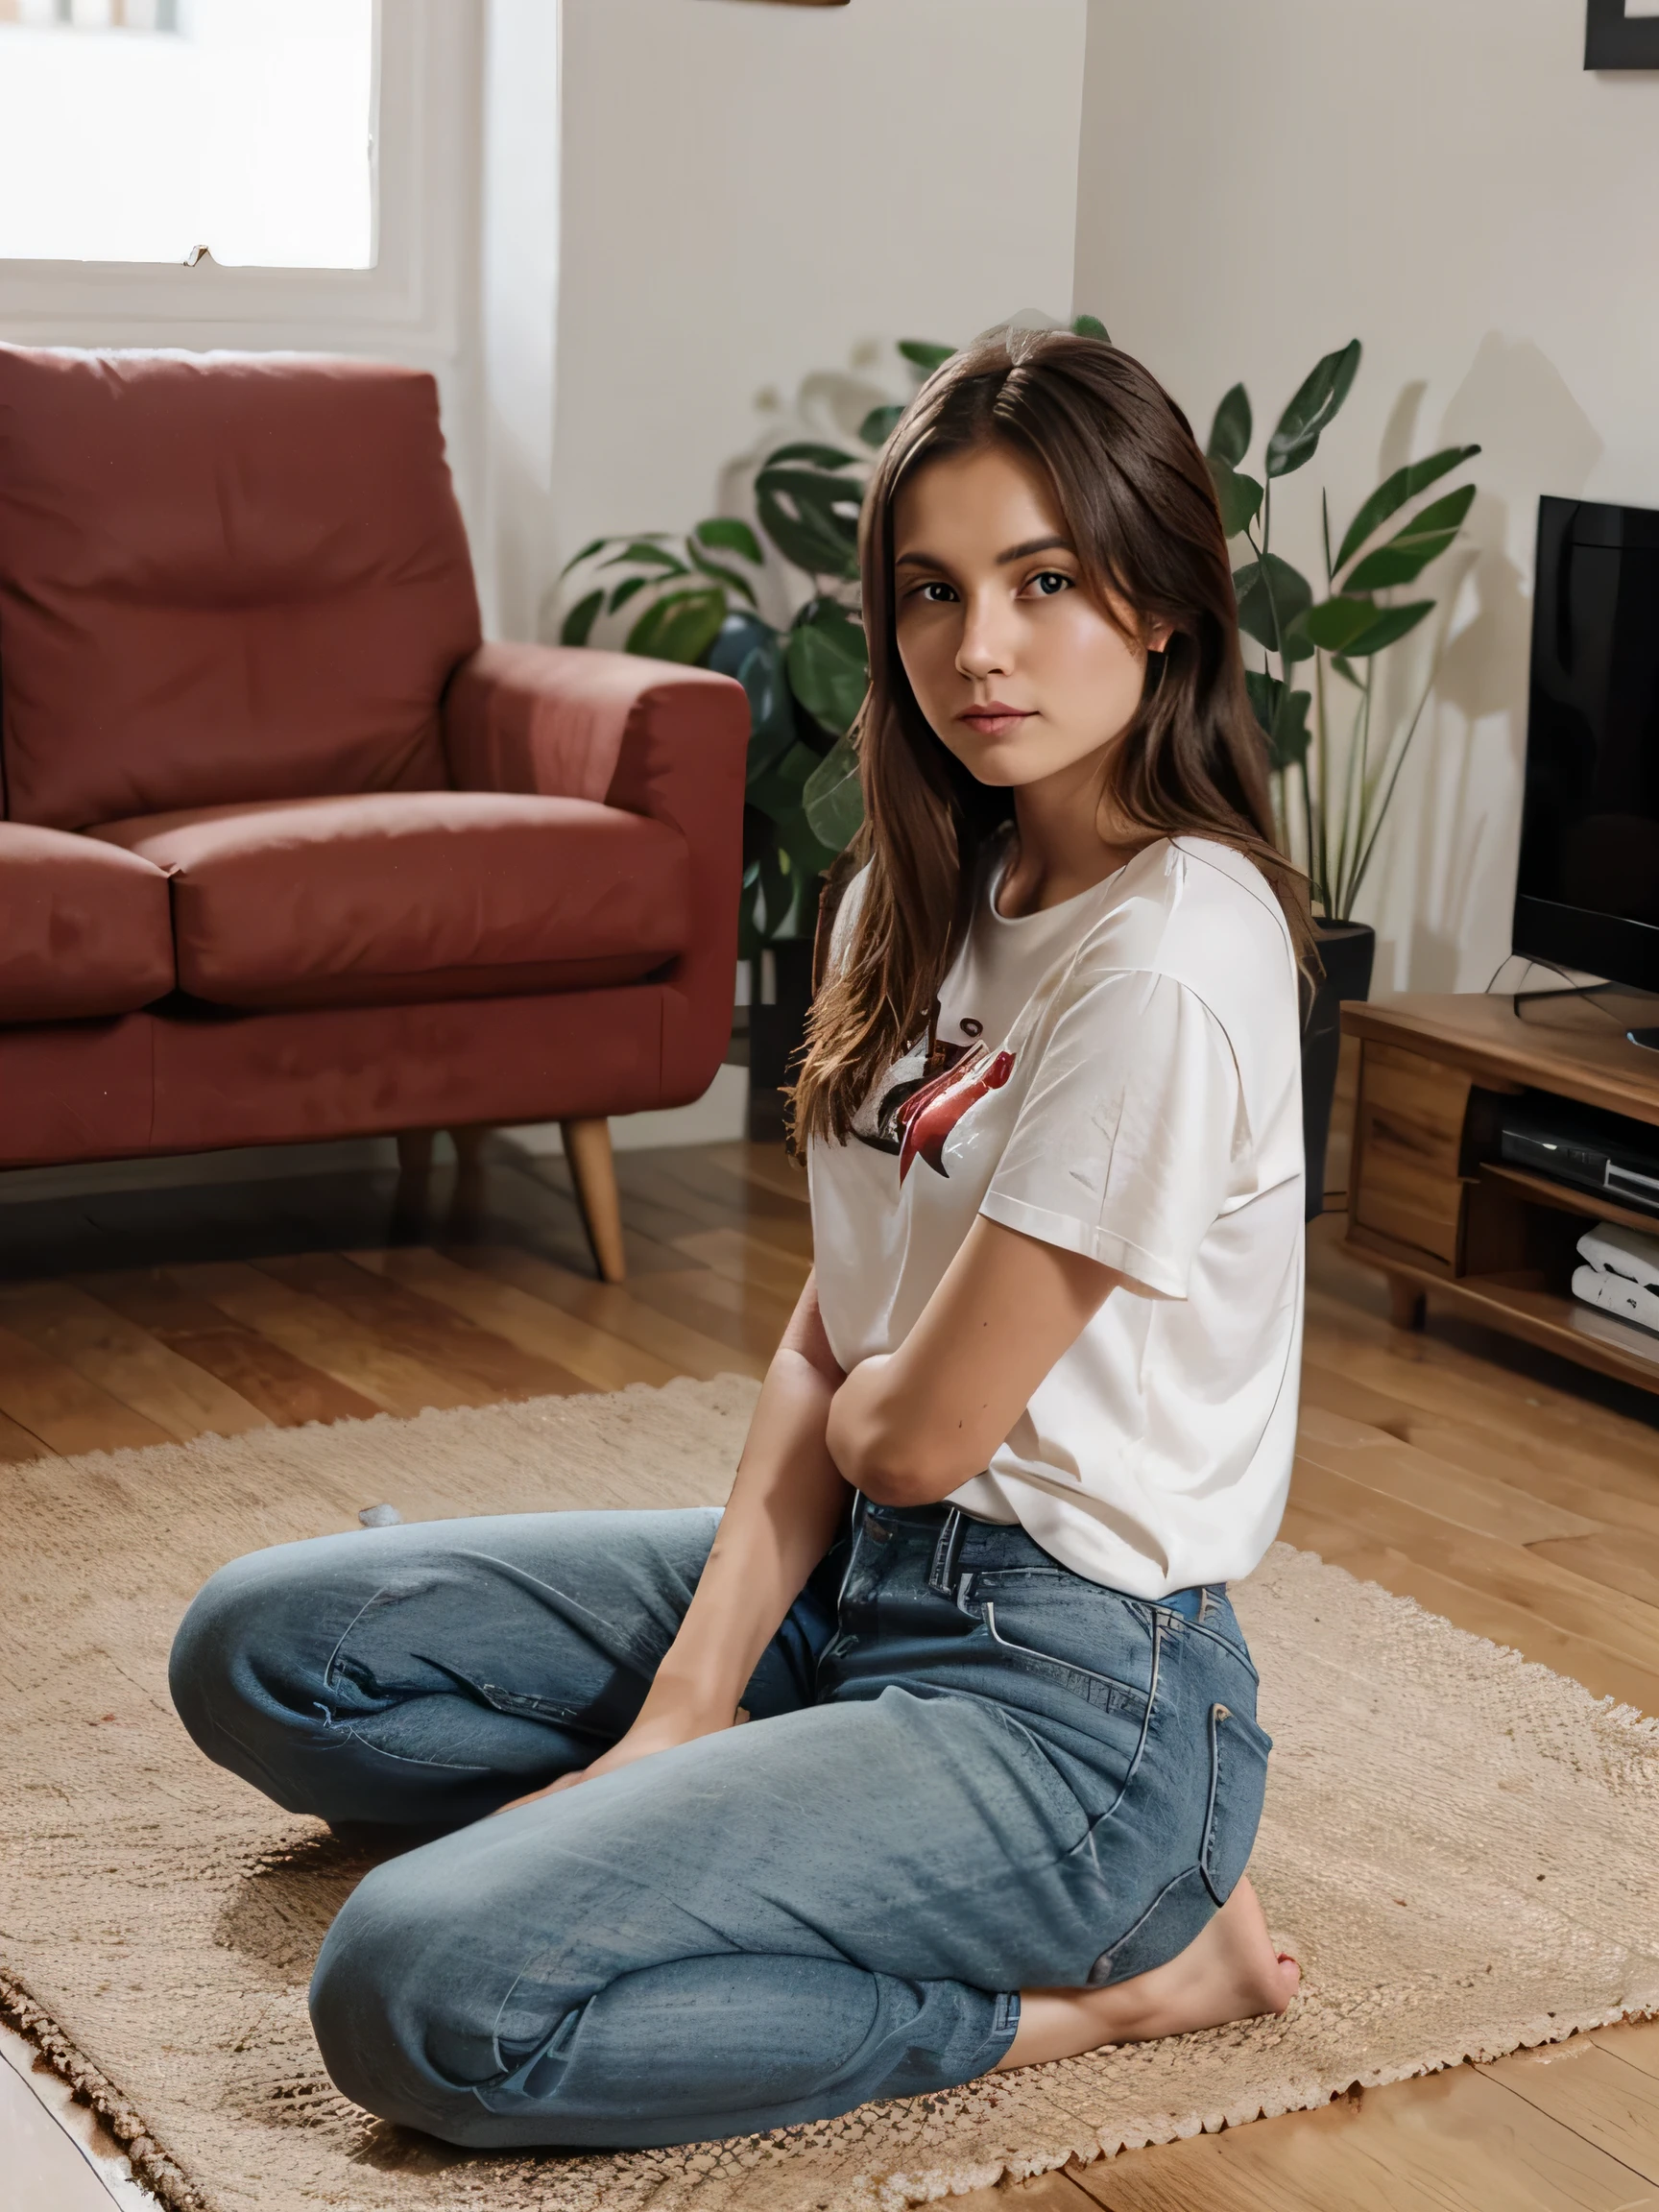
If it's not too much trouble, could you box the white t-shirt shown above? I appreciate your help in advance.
[807,834,1305,1599]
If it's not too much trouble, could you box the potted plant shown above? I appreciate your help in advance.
[1203,343,1479,1214]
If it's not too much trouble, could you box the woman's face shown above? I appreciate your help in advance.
[891,442,1169,792]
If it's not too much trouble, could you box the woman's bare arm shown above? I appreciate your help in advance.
[827,1216,1124,1506]
[641,1270,849,1729]
[495,1269,849,1808]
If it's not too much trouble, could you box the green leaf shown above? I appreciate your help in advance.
[803,732,864,852]
[1341,484,1477,592]
[1302,595,1434,657]
[1244,670,1311,771]
[756,460,865,580]
[1301,597,1376,654]
[607,574,652,614]
[705,609,778,679]
[858,401,904,448]
[1071,312,1110,340]
[692,516,763,564]
[1265,340,1361,479]
[791,594,865,645]
[1340,600,1436,656]
[1271,687,1312,771]
[757,842,792,940]
[686,544,758,605]
[736,641,796,780]
[559,589,603,647]
[1208,454,1262,539]
[559,536,613,578]
[1244,667,1278,736]
[599,541,687,574]
[1278,610,1316,664]
[1207,383,1252,468]
[775,804,840,893]
[748,739,823,819]
[625,586,728,665]
[1332,654,1361,687]
[786,601,869,735]
[1334,445,1480,575]
[898,339,954,373]
[1233,553,1311,654]
[762,441,861,471]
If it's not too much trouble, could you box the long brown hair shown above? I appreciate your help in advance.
[791,325,1313,1150]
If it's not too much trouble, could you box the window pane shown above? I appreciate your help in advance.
[0,0,373,268]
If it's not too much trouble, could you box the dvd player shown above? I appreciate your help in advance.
[1498,1094,1659,1217]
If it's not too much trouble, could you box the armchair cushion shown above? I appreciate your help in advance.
[90,791,688,1011]
[0,346,481,830]
[445,644,748,1104]
[0,823,173,1021]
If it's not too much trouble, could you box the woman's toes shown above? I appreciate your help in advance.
[1269,1954,1300,2010]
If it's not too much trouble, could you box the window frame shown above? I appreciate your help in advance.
[0,0,477,355]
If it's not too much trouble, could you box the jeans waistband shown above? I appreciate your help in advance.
[855,1497,1219,1619]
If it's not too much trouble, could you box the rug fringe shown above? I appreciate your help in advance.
[0,1969,213,2211]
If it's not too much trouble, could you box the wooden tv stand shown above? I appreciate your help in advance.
[1341,990,1659,1395]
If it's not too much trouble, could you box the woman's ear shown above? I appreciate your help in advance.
[1144,618,1175,655]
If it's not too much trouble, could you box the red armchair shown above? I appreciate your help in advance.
[0,345,747,1279]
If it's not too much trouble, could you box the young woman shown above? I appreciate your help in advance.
[170,328,1309,2152]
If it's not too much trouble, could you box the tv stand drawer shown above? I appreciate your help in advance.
[1351,1043,1473,1266]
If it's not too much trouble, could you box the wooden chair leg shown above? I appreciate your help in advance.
[1387,1276,1427,1332]
[561,1117,626,1284]
[391,1128,436,1237]
[445,1124,492,1242]
[450,1124,490,1176]
[396,1129,435,1176]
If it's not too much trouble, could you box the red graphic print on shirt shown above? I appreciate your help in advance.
[896,1045,1017,1183]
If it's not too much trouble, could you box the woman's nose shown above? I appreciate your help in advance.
[955,590,1015,680]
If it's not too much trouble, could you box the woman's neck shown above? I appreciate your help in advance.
[995,757,1142,919]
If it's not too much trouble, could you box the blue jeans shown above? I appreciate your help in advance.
[169,1500,1269,2150]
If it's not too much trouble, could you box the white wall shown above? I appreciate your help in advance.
[479,0,563,637]
[535,0,1089,638]
[1075,0,1659,994]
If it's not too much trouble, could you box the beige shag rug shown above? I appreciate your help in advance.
[4,1376,1658,2212]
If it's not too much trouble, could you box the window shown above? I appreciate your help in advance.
[0,0,375,268]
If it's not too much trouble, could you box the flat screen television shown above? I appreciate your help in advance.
[1515,493,1659,993]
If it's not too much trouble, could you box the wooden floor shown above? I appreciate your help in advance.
[2,1132,1657,2210]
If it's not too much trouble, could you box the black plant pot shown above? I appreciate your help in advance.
[1302,918,1376,1222]
[748,938,816,1143]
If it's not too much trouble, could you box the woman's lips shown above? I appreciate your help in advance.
[958,705,1035,735]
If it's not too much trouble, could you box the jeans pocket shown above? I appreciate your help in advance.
[1199,1700,1271,1908]
[977,1599,1150,1719]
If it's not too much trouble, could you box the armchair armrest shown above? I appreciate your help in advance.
[442,642,749,1106]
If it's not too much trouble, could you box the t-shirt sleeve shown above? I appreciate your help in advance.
[979,970,1247,1298]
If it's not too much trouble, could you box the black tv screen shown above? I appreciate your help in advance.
[1515,495,1659,992]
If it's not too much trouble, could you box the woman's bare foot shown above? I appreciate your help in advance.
[995,1876,1299,2070]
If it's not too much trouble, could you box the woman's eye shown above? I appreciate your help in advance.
[1030,570,1072,596]
[918,581,958,604]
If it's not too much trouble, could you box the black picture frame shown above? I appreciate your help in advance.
[1586,0,1659,67]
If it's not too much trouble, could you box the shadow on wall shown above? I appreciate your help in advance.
[1373,332,1604,993]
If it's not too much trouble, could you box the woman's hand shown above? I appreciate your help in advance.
[492,1693,738,1816]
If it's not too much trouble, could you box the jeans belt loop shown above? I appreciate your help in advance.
[927,1506,964,1597]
